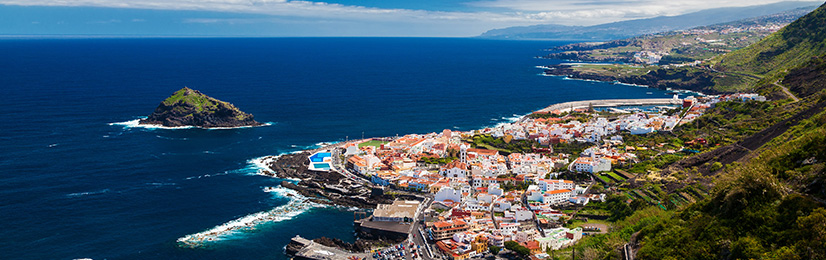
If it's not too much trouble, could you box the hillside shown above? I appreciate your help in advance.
[479,2,819,40]
[629,96,826,259]
[544,7,813,64]
[716,2,826,84]
[557,4,826,259]
[139,87,262,128]
[542,3,826,94]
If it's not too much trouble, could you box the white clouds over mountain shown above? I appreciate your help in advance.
[0,0,818,36]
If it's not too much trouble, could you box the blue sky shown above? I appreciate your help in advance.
[0,0,820,37]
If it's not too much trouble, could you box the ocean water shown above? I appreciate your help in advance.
[0,37,669,259]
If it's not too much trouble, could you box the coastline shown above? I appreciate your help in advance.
[542,64,721,94]
[109,118,273,130]
[240,91,698,255]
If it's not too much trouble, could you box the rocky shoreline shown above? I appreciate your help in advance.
[544,64,722,94]
[259,152,392,209]
[258,151,412,254]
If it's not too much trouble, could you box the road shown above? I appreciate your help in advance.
[774,80,800,102]
[624,243,634,260]
[410,196,436,260]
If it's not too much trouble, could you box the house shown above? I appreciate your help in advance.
[471,177,498,188]
[568,196,590,205]
[497,222,519,238]
[440,161,469,179]
[521,240,543,255]
[536,227,583,251]
[435,240,472,260]
[572,157,611,173]
[488,184,504,196]
[544,189,574,205]
[430,219,470,241]
[371,170,396,186]
[515,230,537,243]
[538,179,574,192]
[435,187,463,203]
[492,199,512,212]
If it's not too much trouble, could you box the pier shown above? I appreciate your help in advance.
[289,236,371,260]
[535,98,682,114]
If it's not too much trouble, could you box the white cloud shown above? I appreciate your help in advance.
[0,0,558,29]
[468,0,814,13]
[0,0,817,35]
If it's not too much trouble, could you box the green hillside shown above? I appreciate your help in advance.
[716,2,826,83]
[632,102,826,259]
[557,4,826,259]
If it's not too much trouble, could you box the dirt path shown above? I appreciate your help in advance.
[774,80,800,102]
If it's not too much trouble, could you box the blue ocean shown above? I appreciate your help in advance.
[0,38,668,259]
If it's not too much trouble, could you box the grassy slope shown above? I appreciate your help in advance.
[562,6,826,258]
[161,87,251,120]
[163,87,220,112]
[715,2,826,91]
[632,104,826,260]
[565,95,826,260]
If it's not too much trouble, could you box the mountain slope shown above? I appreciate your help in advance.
[559,3,826,259]
[631,98,826,259]
[717,2,826,81]
[479,2,819,40]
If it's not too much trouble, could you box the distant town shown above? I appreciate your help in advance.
[283,93,767,260]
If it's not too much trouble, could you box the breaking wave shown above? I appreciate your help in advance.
[176,186,321,248]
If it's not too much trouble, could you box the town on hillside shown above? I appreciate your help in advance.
[288,93,767,260]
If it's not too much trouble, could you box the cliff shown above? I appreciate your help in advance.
[139,87,262,128]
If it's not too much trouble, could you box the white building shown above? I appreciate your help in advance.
[572,157,611,173]
[536,227,583,251]
[488,184,504,196]
[440,161,469,179]
[492,200,512,212]
[538,179,574,191]
[435,187,462,203]
[505,208,534,221]
[543,189,574,205]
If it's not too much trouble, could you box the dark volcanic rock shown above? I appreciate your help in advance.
[544,64,721,94]
[267,153,393,209]
[312,237,372,253]
[139,87,262,128]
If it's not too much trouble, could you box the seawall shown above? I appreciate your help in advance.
[535,98,682,114]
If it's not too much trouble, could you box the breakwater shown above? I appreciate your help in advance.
[535,98,682,114]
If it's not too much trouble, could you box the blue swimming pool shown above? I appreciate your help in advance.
[313,163,331,169]
[309,152,332,162]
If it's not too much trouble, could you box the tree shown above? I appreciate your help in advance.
[514,246,531,257]
[590,183,605,193]
[504,241,519,250]
[710,161,723,172]
[489,245,501,255]
[504,241,531,257]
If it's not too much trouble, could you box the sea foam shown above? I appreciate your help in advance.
[108,118,273,130]
[66,189,110,198]
[176,186,321,248]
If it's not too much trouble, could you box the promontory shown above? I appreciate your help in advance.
[139,87,263,128]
